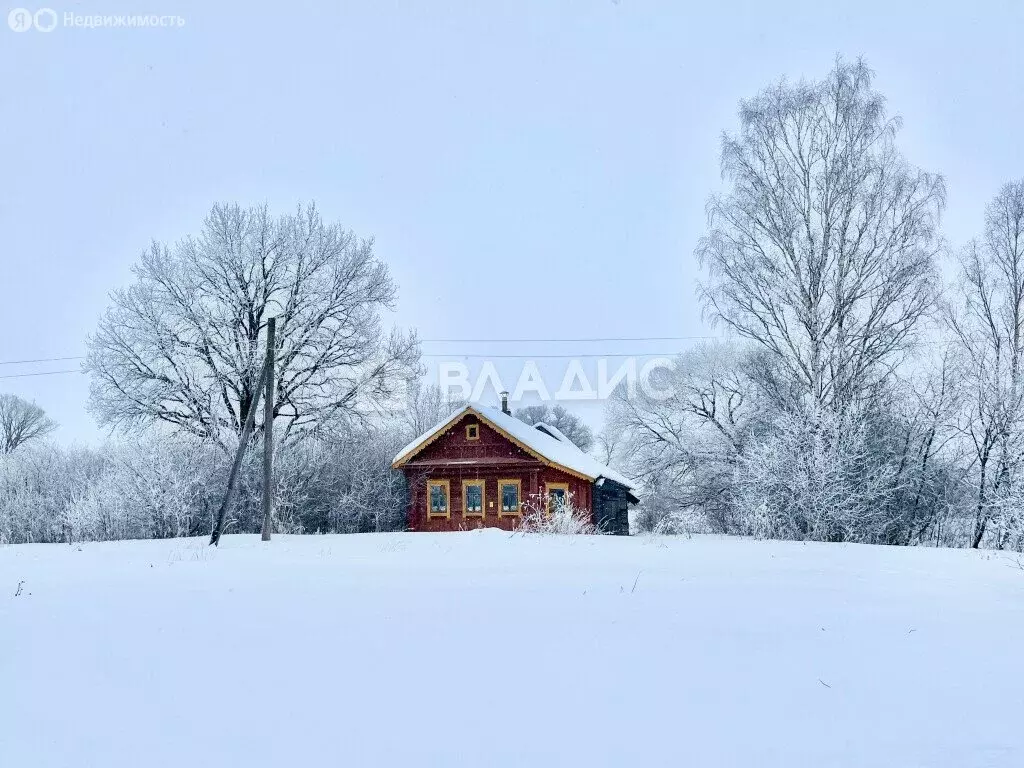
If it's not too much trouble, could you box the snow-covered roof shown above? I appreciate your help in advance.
[392,403,635,490]
[532,422,573,445]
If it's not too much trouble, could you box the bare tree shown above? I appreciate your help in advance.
[884,352,965,546]
[946,181,1024,548]
[606,344,760,533]
[593,428,622,467]
[86,203,420,449]
[513,404,594,451]
[697,57,945,416]
[401,382,465,440]
[0,394,57,454]
[606,340,960,543]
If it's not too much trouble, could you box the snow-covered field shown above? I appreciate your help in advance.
[2,532,1023,767]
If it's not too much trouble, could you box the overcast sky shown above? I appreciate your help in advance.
[2,0,1023,443]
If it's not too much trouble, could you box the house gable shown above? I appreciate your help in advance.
[393,407,594,481]
[405,412,540,467]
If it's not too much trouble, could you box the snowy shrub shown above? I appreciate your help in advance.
[70,438,222,541]
[517,491,595,535]
[632,472,716,536]
[0,444,105,544]
[731,406,904,543]
[256,429,408,535]
[652,509,712,537]
[0,423,411,544]
[634,497,710,537]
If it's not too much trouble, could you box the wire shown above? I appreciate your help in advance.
[0,354,682,371]
[0,355,85,367]
[0,341,707,367]
[420,336,717,343]
[419,352,681,359]
[0,369,82,380]
[0,334,974,371]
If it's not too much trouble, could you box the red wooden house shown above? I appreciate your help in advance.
[392,396,637,534]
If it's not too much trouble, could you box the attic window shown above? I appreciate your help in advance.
[466,423,480,441]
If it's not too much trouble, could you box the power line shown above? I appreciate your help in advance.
[0,355,85,367]
[0,334,979,370]
[0,354,686,370]
[0,369,82,380]
[420,336,718,343]
[420,352,682,359]
[0,341,709,367]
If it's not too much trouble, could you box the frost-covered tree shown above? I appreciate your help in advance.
[0,394,56,454]
[697,58,944,416]
[634,58,955,545]
[401,382,465,438]
[732,388,959,545]
[0,444,104,544]
[608,342,959,544]
[86,203,420,449]
[513,404,594,451]
[74,438,222,541]
[253,426,408,535]
[946,181,1024,548]
[593,427,623,467]
[0,428,410,544]
[607,344,763,534]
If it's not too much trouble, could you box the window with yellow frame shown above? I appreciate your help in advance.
[546,482,570,514]
[465,423,480,441]
[426,479,450,519]
[462,479,485,516]
[498,479,522,516]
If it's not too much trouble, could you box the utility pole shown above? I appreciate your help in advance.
[260,317,276,541]
[210,319,278,547]
[209,363,267,546]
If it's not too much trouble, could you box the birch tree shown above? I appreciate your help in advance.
[946,181,1024,548]
[697,58,945,416]
[86,203,420,448]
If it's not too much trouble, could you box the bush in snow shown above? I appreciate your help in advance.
[0,439,223,545]
[517,491,596,535]
[0,424,410,544]
[253,429,408,535]
[0,443,104,544]
[631,473,713,536]
[69,438,223,541]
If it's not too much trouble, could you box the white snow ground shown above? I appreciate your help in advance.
[2,532,1023,767]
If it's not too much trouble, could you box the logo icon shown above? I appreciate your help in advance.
[7,8,33,31]
[7,7,58,31]
[33,7,57,31]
